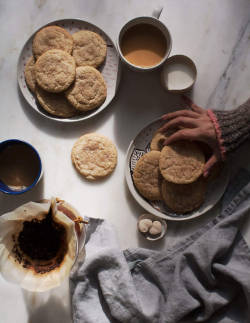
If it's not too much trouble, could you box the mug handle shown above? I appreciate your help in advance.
[152,6,163,19]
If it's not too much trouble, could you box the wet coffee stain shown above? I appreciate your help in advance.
[12,208,67,274]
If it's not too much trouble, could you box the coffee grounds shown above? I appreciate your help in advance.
[18,208,66,261]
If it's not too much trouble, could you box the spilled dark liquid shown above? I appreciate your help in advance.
[0,142,40,190]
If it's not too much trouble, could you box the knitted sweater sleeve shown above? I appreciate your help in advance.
[207,98,250,160]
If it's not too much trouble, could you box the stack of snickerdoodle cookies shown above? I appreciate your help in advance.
[133,131,207,214]
[24,25,107,118]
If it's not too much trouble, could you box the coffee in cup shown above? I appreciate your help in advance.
[0,139,42,194]
[117,16,172,71]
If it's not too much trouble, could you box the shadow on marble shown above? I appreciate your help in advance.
[112,64,184,152]
[17,86,116,139]
[124,178,144,219]
[22,280,72,323]
[26,298,70,323]
[0,176,44,215]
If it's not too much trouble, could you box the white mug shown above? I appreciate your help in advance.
[117,16,172,72]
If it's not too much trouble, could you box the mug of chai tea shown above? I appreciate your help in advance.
[0,139,42,195]
[117,16,172,72]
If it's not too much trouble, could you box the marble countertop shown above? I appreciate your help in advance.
[0,0,250,322]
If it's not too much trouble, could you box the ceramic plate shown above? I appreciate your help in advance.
[125,118,229,221]
[17,19,120,122]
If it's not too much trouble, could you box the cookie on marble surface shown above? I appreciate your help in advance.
[65,66,107,111]
[133,151,162,201]
[72,30,107,68]
[161,177,207,214]
[24,56,36,93]
[36,86,77,118]
[159,141,205,184]
[35,49,76,93]
[32,25,73,59]
[71,133,117,180]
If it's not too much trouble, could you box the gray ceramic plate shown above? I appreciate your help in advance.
[125,118,229,221]
[17,19,120,122]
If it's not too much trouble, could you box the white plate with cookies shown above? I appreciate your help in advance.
[125,118,230,221]
[17,19,120,122]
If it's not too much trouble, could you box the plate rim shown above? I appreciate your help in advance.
[125,117,230,221]
[17,18,121,123]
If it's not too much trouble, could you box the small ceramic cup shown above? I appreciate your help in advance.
[0,139,42,195]
[161,55,197,93]
[117,16,172,72]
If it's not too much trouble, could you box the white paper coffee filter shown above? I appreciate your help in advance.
[0,198,77,292]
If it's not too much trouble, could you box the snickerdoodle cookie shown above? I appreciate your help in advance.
[71,133,117,180]
[32,25,73,59]
[24,56,36,93]
[150,132,168,151]
[161,177,207,213]
[36,86,77,118]
[65,66,107,111]
[35,49,76,93]
[159,141,205,184]
[150,128,177,151]
[133,151,162,201]
[72,30,107,68]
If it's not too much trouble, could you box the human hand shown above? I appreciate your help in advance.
[159,96,221,177]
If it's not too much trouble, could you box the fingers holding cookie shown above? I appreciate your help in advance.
[150,128,177,151]
[132,131,208,214]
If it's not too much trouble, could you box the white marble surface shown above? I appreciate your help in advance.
[0,0,250,322]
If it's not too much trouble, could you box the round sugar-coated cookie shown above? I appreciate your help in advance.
[133,151,162,201]
[36,86,77,118]
[150,132,168,151]
[72,30,107,68]
[24,56,36,93]
[150,128,177,151]
[32,25,73,59]
[161,177,207,214]
[159,141,205,184]
[35,49,76,93]
[65,66,107,111]
[71,133,117,180]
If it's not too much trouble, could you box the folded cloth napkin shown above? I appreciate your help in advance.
[70,169,250,323]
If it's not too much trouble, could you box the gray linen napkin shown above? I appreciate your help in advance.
[70,170,250,323]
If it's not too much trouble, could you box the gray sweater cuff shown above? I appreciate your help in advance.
[208,98,250,159]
